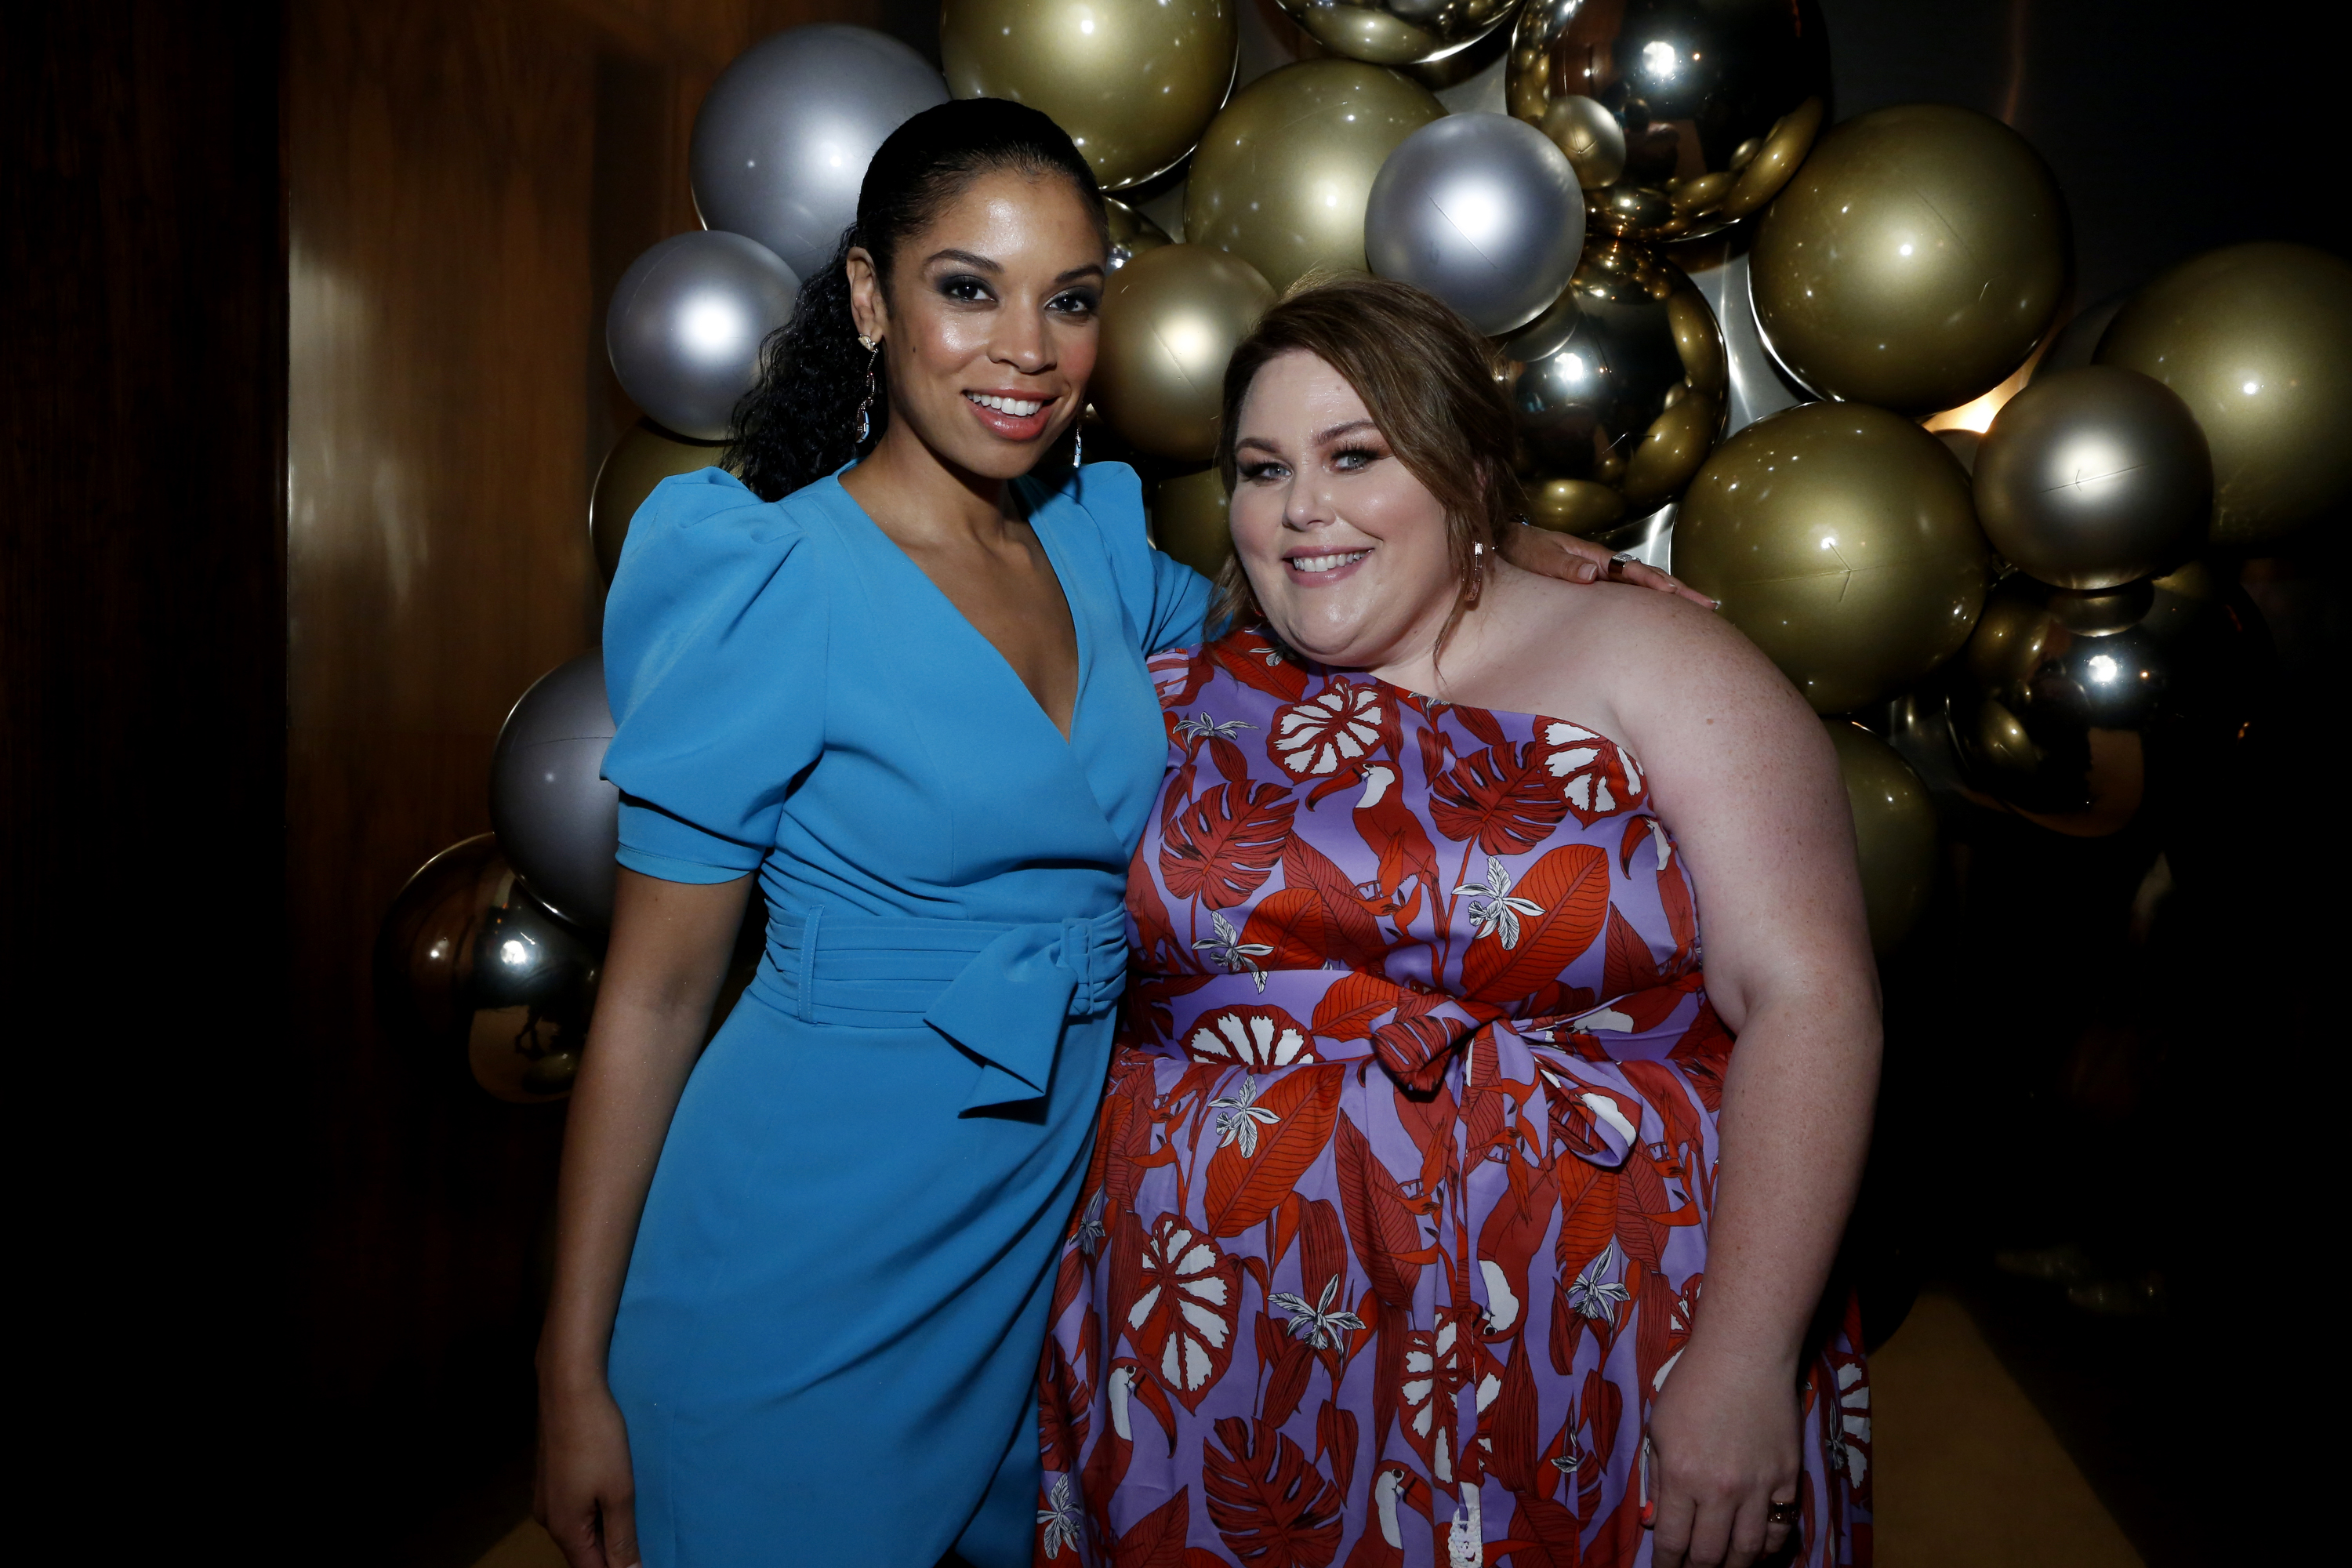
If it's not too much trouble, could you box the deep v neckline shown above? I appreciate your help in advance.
[837,477,1091,747]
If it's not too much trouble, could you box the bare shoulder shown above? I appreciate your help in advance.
[1508,568,1782,695]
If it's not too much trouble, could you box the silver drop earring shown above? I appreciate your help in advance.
[853,336,880,444]
[1073,420,1083,467]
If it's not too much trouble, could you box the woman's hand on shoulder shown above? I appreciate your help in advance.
[1499,522,1718,610]
[535,1374,641,1568]
[1646,1342,1805,1568]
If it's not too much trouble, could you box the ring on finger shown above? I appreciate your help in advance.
[1605,550,1639,582]
[1767,1497,1801,1525]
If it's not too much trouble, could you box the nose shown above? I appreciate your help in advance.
[989,300,1055,376]
[1282,465,1336,533]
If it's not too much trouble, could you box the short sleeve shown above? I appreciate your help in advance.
[1055,462,1215,655]
[599,469,828,884]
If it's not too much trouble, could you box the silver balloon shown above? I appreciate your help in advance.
[489,652,619,930]
[607,231,797,441]
[2034,293,2130,379]
[1680,245,1806,438]
[688,24,949,280]
[1365,113,1584,336]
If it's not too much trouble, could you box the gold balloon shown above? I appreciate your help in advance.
[1751,104,2069,413]
[1824,720,1937,954]
[1105,197,1172,270]
[1675,402,1991,714]
[1186,58,1445,293]
[592,419,732,584]
[1094,242,1276,461]
[1152,464,1236,578]
[2095,242,2352,546]
[942,0,1240,191]
[1273,0,1517,68]
[1506,0,1829,243]
[1501,240,1726,540]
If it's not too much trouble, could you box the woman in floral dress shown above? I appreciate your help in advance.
[1037,281,1879,1568]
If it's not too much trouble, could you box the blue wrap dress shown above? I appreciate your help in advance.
[598,462,1210,1568]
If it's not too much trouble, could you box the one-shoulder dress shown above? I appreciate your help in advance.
[1034,628,1871,1567]
[599,462,1210,1568]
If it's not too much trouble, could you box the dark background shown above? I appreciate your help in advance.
[3,2,2337,1561]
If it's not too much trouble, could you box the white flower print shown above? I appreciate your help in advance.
[1454,856,1544,949]
[1192,908,1273,991]
[1074,1187,1107,1259]
[1209,1073,1282,1156]
[1270,1275,1366,1349]
[1175,712,1258,740]
[1037,1474,1080,1559]
[1566,1240,1633,1323]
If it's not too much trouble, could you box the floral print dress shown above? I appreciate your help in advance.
[1035,627,1871,1568]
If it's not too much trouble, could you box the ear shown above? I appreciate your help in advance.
[845,246,887,344]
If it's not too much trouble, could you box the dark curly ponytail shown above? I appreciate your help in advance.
[727,99,1109,501]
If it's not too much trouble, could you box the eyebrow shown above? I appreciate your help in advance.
[1313,419,1379,445]
[924,249,1104,285]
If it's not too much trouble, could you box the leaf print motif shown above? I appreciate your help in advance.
[1461,844,1610,1003]
[1602,904,1664,999]
[1108,1484,1189,1568]
[1237,887,1332,975]
[1269,681,1385,780]
[1205,1069,1342,1236]
[1279,835,1389,967]
[1204,1417,1347,1568]
[1310,969,1405,1041]
[1161,781,1298,909]
[1210,628,1308,702]
[1129,1216,1241,1411]
[1334,1117,1427,1308]
[1428,742,1569,855]
[1187,1003,1316,1070]
[1543,720,1647,825]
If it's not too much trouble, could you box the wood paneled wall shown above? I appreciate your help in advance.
[282,0,870,1554]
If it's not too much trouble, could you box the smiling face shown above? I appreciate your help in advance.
[848,167,1105,483]
[1229,350,1465,669]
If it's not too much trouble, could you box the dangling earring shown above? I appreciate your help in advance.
[1072,420,1083,467]
[853,336,881,444]
[1467,539,1488,608]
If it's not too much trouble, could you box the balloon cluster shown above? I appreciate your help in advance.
[390,9,2352,1091]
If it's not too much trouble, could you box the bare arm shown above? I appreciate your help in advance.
[535,868,752,1568]
[1610,603,1880,1568]
[1500,521,1718,609]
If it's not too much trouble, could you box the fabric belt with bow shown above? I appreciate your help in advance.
[750,905,1129,1111]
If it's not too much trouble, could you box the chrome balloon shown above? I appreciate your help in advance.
[606,231,796,442]
[1365,114,1584,336]
[1974,366,2211,592]
[688,25,949,280]
[1938,565,2271,835]
[375,836,604,1103]
[1506,0,1828,242]
[1275,0,1520,68]
[1679,243,1804,438]
[1501,239,1726,539]
[941,0,1239,191]
[1105,198,1172,271]
[490,652,619,931]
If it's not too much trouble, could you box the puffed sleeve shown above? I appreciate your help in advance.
[599,469,827,884]
[1057,461,1215,655]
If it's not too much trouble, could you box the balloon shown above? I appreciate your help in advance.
[1105,197,1173,271]
[1187,59,1445,293]
[606,232,796,442]
[1274,0,1517,68]
[1680,245,1806,440]
[688,25,949,280]
[1940,564,2270,835]
[1506,0,1829,242]
[2095,242,2352,546]
[592,420,732,584]
[1152,465,1235,578]
[1093,243,1276,462]
[1751,104,2068,413]
[374,836,602,1103]
[1676,402,1990,714]
[941,0,1238,191]
[1973,366,2211,592]
[489,653,619,930]
[1365,113,1584,336]
[1502,239,1726,538]
[1824,720,1938,954]
[2034,293,2129,379]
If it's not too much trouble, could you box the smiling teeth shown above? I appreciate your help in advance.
[968,393,1044,416]
[1289,551,1370,574]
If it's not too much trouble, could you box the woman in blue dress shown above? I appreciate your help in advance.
[533,100,1688,1568]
